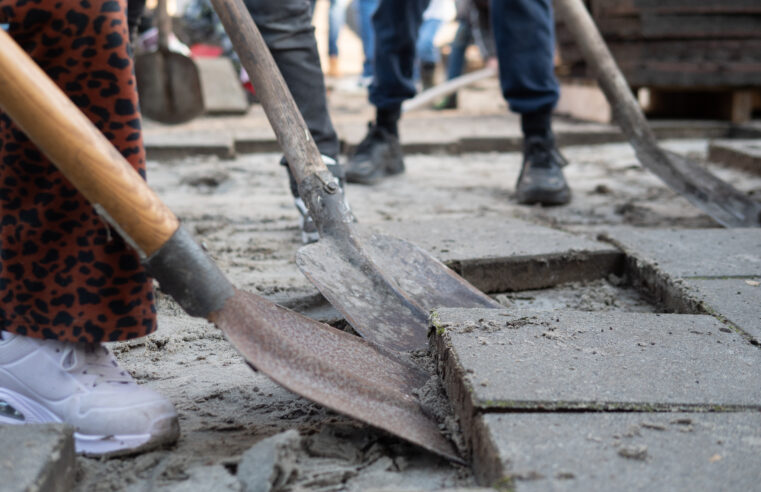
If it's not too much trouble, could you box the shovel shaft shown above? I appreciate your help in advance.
[0,29,179,257]
[210,0,327,184]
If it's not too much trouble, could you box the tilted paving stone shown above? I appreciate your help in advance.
[433,308,761,449]
[471,412,761,490]
[371,218,623,292]
[709,139,761,176]
[0,424,75,492]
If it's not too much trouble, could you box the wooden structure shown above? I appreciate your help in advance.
[555,0,761,123]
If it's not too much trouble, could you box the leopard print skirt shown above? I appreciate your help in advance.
[0,0,156,342]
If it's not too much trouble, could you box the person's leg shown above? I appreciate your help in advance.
[0,0,178,456]
[326,0,347,76]
[492,0,569,205]
[357,0,378,79]
[242,0,344,242]
[434,19,472,109]
[244,0,339,161]
[346,0,429,184]
[415,17,443,90]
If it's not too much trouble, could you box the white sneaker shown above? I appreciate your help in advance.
[0,331,179,456]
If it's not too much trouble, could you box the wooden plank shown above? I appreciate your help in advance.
[591,0,761,17]
[595,15,761,40]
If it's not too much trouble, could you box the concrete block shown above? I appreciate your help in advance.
[709,139,761,175]
[237,430,302,492]
[473,412,761,489]
[0,424,75,492]
[144,132,235,160]
[165,465,240,491]
[433,308,761,445]
[683,277,761,342]
[195,57,248,115]
[371,218,623,292]
[603,228,761,278]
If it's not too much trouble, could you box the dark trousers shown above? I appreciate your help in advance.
[369,0,559,115]
[243,0,340,160]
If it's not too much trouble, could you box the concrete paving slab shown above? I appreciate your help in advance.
[195,58,248,116]
[0,424,75,492]
[472,412,761,489]
[602,228,761,278]
[144,132,235,160]
[683,277,761,342]
[434,308,761,425]
[370,218,622,292]
[709,139,761,175]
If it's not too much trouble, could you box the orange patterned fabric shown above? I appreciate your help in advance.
[0,0,156,342]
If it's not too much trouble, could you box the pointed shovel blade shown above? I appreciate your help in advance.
[296,224,501,352]
[211,289,462,463]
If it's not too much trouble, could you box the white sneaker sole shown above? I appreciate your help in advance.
[0,388,178,456]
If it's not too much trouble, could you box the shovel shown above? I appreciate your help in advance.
[402,66,498,113]
[134,0,204,124]
[210,0,502,353]
[555,0,761,228]
[0,29,461,464]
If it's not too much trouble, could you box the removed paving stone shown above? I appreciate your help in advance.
[473,412,761,490]
[433,308,761,447]
[709,139,761,176]
[373,217,622,292]
[143,132,235,160]
[0,424,75,492]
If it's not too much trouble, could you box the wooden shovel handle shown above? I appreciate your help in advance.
[0,29,179,257]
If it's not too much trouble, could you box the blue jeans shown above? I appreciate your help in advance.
[416,17,442,64]
[356,0,378,78]
[327,0,348,56]
[445,19,472,81]
[370,0,559,114]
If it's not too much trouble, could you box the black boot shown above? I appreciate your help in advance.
[420,61,436,91]
[516,134,571,206]
[346,107,405,185]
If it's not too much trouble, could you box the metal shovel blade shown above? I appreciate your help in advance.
[297,224,502,352]
[134,50,204,124]
[211,289,463,463]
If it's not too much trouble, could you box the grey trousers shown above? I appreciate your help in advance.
[243,0,340,162]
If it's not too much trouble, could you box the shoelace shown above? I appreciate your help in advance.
[58,343,134,388]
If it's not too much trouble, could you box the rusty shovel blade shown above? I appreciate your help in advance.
[211,289,463,463]
[134,50,204,125]
[297,224,502,352]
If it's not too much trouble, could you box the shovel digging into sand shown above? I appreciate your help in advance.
[555,0,761,228]
[0,29,462,464]
[210,0,502,354]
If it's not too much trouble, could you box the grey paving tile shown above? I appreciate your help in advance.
[473,412,761,490]
[434,308,761,414]
[683,277,761,342]
[144,132,235,160]
[602,228,761,278]
[0,424,75,492]
[370,218,622,292]
[709,139,761,176]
